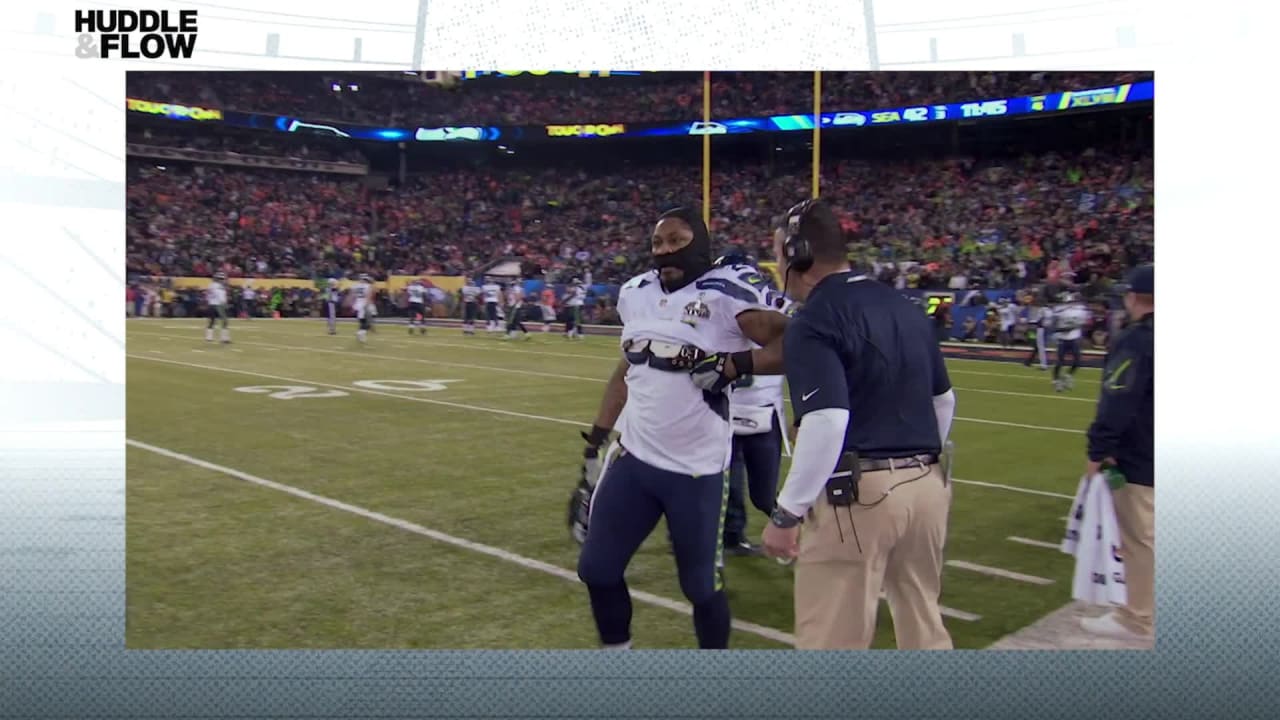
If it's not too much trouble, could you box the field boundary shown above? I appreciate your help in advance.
[126,438,798,646]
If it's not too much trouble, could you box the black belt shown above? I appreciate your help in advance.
[845,453,939,474]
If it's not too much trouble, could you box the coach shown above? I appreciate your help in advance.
[1081,263,1154,641]
[760,199,956,650]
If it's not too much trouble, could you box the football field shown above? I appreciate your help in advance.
[125,318,1100,650]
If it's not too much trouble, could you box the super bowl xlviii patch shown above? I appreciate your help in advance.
[682,294,711,326]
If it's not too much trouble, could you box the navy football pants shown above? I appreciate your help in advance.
[577,449,731,648]
[723,416,782,544]
[1054,338,1081,379]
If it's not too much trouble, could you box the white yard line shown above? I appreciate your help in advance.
[129,354,1082,500]
[126,438,795,645]
[128,355,587,428]
[875,592,981,622]
[947,560,1055,586]
[1007,536,1062,550]
[131,331,1086,434]
[252,325,1100,400]
[951,478,1074,500]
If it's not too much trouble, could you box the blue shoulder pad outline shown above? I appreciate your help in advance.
[694,277,762,306]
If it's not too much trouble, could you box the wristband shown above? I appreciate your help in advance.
[582,424,611,447]
[770,505,803,528]
[729,350,754,378]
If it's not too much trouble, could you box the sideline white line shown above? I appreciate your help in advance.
[162,325,259,331]
[131,331,1085,434]
[131,332,609,385]
[950,368,1099,384]
[129,354,1080,500]
[126,438,795,645]
[1007,536,1062,550]
[947,560,1055,585]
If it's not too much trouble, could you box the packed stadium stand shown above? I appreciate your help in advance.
[126,70,1152,329]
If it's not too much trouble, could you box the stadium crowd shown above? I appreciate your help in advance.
[126,71,1152,128]
[128,127,368,165]
[127,140,1152,297]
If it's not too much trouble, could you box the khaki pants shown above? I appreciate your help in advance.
[794,463,953,650]
[1113,483,1154,636]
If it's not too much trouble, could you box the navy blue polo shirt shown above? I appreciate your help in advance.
[784,272,952,458]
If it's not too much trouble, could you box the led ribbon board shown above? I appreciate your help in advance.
[126,80,1153,142]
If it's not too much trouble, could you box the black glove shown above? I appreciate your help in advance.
[567,471,593,545]
[570,425,611,545]
[581,424,610,455]
[689,350,753,393]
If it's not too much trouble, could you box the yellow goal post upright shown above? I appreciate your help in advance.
[757,71,821,288]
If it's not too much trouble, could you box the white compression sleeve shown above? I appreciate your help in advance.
[774,407,850,516]
[933,388,956,445]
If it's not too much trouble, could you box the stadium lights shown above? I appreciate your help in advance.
[331,83,340,92]
[349,84,359,91]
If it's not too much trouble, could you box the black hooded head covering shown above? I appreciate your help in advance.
[653,206,713,292]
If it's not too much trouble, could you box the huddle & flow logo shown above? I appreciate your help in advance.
[75,9,198,59]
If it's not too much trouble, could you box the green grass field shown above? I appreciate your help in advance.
[125,317,1100,650]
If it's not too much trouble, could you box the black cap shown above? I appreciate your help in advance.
[1125,264,1154,295]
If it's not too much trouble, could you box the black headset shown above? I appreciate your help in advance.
[781,198,818,273]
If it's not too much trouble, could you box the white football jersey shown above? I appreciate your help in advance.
[482,283,501,303]
[507,286,524,305]
[461,285,482,303]
[998,304,1017,328]
[1052,303,1089,341]
[351,281,371,310]
[614,265,779,477]
[206,281,227,306]
[407,285,426,304]
[730,279,790,410]
[565,286,586,307]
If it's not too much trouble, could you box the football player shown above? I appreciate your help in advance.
[325,278,341,335]
[351,273,374,345]
[717,248,791,558]
[997,297,1018,348]
[482,276,502,332]
[1051,290,1089,391]
[460,277,482,335]
[204,271,230,344]
[504,281,530,340]
[574,207,788,649]
[406,279,429,335]
[564,279,587,340]
[1022,293,1050,370]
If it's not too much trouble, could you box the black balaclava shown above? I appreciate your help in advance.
[653,207,713,292]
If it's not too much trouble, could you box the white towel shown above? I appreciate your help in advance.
[1061,473,1128,606]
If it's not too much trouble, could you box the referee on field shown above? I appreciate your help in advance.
[1081,263,1155,641]
[760,199,957,650]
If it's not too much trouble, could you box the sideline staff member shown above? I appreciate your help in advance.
[761,199,957,650]
[1081,263,1155,640]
